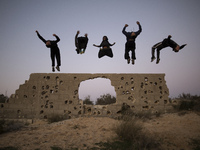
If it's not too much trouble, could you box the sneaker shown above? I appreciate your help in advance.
[52,67,55,72]
[132,59,135,65]
[156,59,160,64]
[127,58,130,64]
[180,44,187,50]
[56,66,60,71]
[151,57,156,62]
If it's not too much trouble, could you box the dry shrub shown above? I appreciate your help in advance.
[0,120,25,134]
[47,114,66,123]
[173,93,200,112]
[114,118,160,150]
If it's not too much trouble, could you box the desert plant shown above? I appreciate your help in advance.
[95,94,116,105]
[47,114,66,123]
[174,93,200,111]
[189,136,200,150]
[114,118,160,149]
[0,94,8,103]
[119,103,160,121]
[0,147,18,150]
[50,146,62,150]
[83,95,94,105]
[94,141,133,150]
[0,120,25,134]
[0,120,5,134]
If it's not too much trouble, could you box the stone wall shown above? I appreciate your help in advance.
[0,73,172,119]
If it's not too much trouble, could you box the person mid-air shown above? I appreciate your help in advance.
[151,35,187,64]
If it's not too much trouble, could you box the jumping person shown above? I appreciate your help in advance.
[93,36,115,58]
[36,30,61,72]
[151,35,187,64]
[122,21,142,64]
[75,30,88,54]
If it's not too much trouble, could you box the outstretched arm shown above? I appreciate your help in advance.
[93,44,101,47]
[110,42,116,46]
[36,30,46,44]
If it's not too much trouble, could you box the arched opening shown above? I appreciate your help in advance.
[79,78,116,105]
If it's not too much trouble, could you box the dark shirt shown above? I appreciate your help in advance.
[37,32,60,51]
[98,40,113,49]
[122,24,142,42]
[77,37,88,49]
[162,36,178,49]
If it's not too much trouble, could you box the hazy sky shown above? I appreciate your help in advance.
[0,0,200,101]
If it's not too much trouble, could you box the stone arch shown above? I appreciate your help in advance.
[78,77,116,104]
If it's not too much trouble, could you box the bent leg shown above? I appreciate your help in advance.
[98,49,105,58]
[106,49,113,58]
[155,43,166,64]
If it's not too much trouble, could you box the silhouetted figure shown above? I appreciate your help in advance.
[122,21,142,64]
[151,35,187,64]
[93,36,115,58]
[75,31,88,54]
[36,31,61,72]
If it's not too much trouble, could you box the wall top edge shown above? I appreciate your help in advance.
[31,73,166,75]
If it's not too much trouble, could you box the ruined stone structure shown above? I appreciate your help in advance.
[0,73,173,120]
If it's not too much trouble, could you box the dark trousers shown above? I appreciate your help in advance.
[151,42,167,59]
[50,49,61,67]
[124,41,136,60]
[98,48,113,58]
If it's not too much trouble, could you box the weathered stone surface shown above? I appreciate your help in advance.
[0,73,173,119]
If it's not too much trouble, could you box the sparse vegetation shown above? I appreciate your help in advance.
[172,93,200,112]
[50,146,62,150]
[0,120,25,134]
[190,136,200,150]
[0,147,18,150]
[95,94,116,105]
[119,103,161,121]
[0,94,8,103]
[0,93,199,150]
[83,95,94,105]
[113,117,160,150]
[47,114,66,123]
[94,141,133,150]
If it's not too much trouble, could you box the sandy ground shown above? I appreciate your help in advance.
[0,112,200,150]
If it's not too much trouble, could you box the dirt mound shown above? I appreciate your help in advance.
[0,112,200,150]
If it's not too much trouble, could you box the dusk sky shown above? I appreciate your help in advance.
[0,0,200,102]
